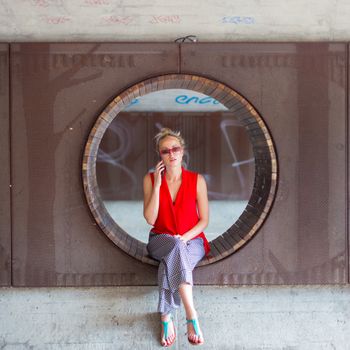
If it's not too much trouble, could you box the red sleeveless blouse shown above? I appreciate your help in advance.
[149,166,211,256]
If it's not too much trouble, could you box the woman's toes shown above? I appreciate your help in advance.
[169,335,175,344]
[164,327,175,345]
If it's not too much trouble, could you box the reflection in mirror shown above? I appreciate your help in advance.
[96,89,255,243]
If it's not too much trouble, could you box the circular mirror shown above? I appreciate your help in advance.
[82,74,278,266]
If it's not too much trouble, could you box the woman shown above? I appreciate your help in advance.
[143,127,211,347]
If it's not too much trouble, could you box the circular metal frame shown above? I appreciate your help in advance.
[82,74,278,266]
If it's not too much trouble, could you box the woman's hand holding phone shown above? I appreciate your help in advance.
[154,160,165,189]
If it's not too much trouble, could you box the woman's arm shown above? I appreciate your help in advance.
[178,174,209,242]
[143,174,160,225]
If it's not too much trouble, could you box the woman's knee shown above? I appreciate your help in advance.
[147,235,185,260]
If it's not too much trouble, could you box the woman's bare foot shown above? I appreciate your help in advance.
[160,313,176,347]
[186,311,204,345]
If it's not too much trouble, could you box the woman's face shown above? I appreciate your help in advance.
[158,136,184,168]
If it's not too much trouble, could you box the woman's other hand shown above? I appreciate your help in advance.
[154,160,165,189]
[175,234,188,243]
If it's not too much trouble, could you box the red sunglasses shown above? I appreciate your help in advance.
[160,146,182,155]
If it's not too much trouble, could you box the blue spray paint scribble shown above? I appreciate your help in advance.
[126,98,139,107]
[125,95,221,108]
[175,95,220,105]
[222,16,255,24]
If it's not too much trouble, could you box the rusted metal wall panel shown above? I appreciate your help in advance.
[0,44,10,286]
[11,43,179,286]
[182,43,347,284]
[10,42,348,286]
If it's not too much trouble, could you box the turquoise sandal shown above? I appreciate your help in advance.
[186,318,204,346]
[161,314,176,347]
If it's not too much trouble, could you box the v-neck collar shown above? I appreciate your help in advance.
[163,166,185,205]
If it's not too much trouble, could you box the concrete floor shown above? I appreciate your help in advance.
[1,285,350,349]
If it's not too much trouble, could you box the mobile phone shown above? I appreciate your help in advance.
[159,160,165,175]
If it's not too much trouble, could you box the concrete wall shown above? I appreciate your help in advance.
[1,1,350,349]
[0,0,350,42]
[1,285,350,349]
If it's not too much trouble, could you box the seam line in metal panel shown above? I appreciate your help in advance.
[8,44,13,286]
[346,43,349,284]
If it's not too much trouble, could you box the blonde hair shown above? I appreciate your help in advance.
[154,127,185,153]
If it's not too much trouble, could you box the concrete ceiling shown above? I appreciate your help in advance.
[0,0,349,42]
